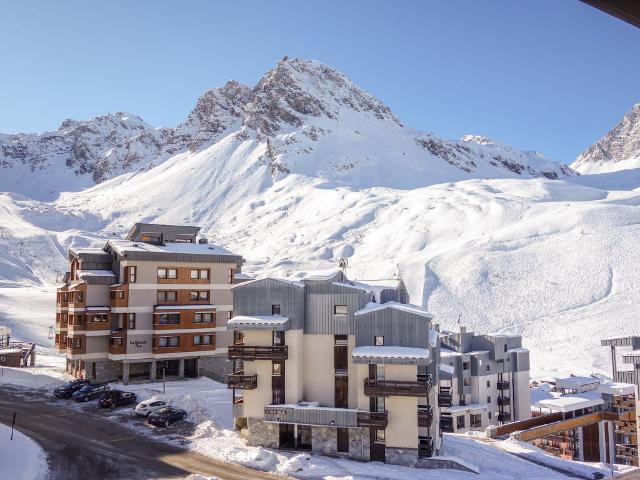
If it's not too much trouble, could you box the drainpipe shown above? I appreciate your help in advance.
[611,345,617,378]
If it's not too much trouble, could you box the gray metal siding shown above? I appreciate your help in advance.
[233,279,305,330]
[126,223,200,242]
[354,309,430,348]
[115,251,243,266]
[303,282,370,335]
[510,350,530,372]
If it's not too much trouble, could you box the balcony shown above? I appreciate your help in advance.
[440,416,454,433]
[418,406,433,428]
[233,397,244,418]
[228,345,288,361]
[438,387,453,407]
[227,371,258,390]
[418,436,434,458]
[357,411,388,429]
[498,412,511,423]
[264,403,361,427]
[363,378,431,397]
[497,380,510,390]
[497,396,510,406]
[109,331,127,355]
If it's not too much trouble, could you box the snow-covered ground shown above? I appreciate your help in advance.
[0,422,49,480]
[2,360,630,480]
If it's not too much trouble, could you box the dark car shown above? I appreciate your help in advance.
[98,390,137,409]
[71,383,110,402]
[147,407,187,427]
[53,379,90,399]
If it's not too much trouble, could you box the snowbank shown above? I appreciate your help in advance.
[0,423,48,480]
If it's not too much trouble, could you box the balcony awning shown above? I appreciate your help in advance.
[352,345,431,365]
[154,304,216,310]
[441,403,489,414]
[227,315,289,331]
[86,306,111,312]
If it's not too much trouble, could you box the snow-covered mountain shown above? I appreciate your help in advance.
[2,57,640,379]
[572,103,640,174]
[1,57,574,201]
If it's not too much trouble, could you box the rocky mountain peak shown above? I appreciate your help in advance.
[572,103,640,174]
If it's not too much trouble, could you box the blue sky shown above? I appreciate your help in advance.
[1,0,638,162]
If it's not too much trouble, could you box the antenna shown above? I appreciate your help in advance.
[338,258,348,277]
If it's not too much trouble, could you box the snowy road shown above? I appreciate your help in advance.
[0,385,286,480]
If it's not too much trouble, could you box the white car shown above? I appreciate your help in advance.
[135,399,168,417]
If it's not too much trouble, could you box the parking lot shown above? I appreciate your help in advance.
[0,383,284,480]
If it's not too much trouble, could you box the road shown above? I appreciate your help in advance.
[0,385,287,480]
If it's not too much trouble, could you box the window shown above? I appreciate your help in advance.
[128,266,137,283]
[374,396,385,413]
[375,429,385,443]
[376,364,385,380]
[273,331,284,346]
[504,344,508,352]
[488,412,492,420]
[157,268,167,279]
[127,313,136,330]
[74,337,81,348]
[193,335,202,345]
[272,363,282,375]
[200,269,209,280]
[110,337,123,346]
[228,268,235,284]
[456,415,465,429]
[272,304,281,315]
[157,291,177,302]
[168,269,177,279]
[486,365,490,372]
[463,361,470,370]
[157,313,180,325]
[77,314,83,323]
[487,396,491,404]
[486,380,490,388]
[190,291,209,301]
[227,311,233,320]
[374,336,384,346]
[158,336,179,347]
[334,305,348,315]
[190,269,199,279]
[194,312,213,323]
[77,292,84,302]
[118,290,125,300]
[463,378,470,387]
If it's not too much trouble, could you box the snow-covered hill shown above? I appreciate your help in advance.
[1,57,638,379]
[572,103,640,174]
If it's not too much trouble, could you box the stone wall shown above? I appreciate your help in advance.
[199,355,232,383]
[85,360,122,382]
[246,418,279,449]
[385,447,420,467]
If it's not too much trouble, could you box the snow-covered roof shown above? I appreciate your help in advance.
[439,363,455,375]
[352,345,430,365]
[355,301,432,319]
[107,239,237,257]
[70,247,109,255]
[599,381,636,395]
[77,270,115,278]
[441,403,489,414]
[554,376,600,389]
[301,269,342,281]
[622,350,640,358]
[85,306,111,311]
[0,348,22,355]
[533,390,604,413]
[231,277,305,289]
[332,279,402,302]
[233,273,254,280]
[508,347,528,354]
[227,315,289,331]
[154,304,215,311]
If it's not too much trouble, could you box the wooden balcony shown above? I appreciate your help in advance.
[85,320,111,333]
[498,412,511,423]
[440,416,454,432]
[418,436,434,458]
[357,411,388,429]
[110,284,129,308]
[497,380,510,390]
[438,387,453,407]
[498,396,510,406]
[228,345,288,361]
[418,406,433,428]
[109,331,127,355]
[363,378,431,397]
[227,371,258,390]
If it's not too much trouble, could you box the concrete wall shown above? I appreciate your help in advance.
[303,334,335,406]
[285,329,304,404]
[86,284,110,306]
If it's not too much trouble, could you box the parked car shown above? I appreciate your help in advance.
[53,379,90,399]
[71,383,110,402]
[134,399,168,417]
[98,390,137,409]
[147,407,187,427]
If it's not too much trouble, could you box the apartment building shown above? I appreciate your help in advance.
[437,327,531,433]
[227,271,445,467]
[55,223,246,383]
[601,336,640,465]
[531,375,636,465]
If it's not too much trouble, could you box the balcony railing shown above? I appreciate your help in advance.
[440,416,454,432]
[418,406,433,428]
[357,411,388,429]
[438,387,453,407]
[228,345,288,361]
[227,371,258,390]
[497,380,510,390]
[363,378,431,397]
[498,412,511,423]
[418,436,434,458]
[497,396,510,406]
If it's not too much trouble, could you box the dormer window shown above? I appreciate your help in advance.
[272,304,281,315]
[334,305,348,315]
